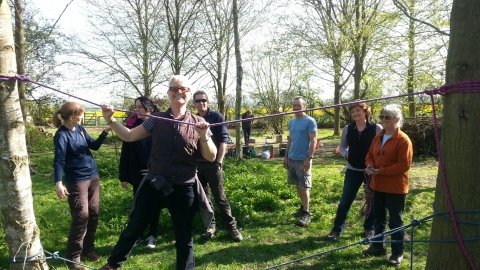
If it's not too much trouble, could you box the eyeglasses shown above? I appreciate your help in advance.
[194,99,208,103]
[169,86,190,93]
[379,115,395,120]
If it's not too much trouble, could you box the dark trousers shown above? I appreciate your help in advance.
[65,175,100,261]
[132,183,160,238]
[108,182,198,270]
[243,127,251,145]
[332,169,375,233]
[197,162,236,230]
[372,190,406,255]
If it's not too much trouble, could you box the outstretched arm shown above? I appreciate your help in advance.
[101,104,150,142]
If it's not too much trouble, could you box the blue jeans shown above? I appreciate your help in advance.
[371,191,406,255]
[107,181,198,270]
[331,169,374,234]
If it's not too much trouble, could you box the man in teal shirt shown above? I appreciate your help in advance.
[283,96,317,226]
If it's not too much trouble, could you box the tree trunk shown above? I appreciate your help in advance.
[232,0,242,159]
[406,0,416,118]
[0,2,48,269]
[426,0,480,269]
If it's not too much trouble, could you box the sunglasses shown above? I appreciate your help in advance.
[169,86,191,93]
[194,99,208,103]
[379,115,395,120]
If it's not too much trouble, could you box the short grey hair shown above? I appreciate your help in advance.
[380,104,404,127]
[168,75,192,88]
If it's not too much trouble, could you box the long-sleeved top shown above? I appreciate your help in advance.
[339,121,383,171]
[119,117,152,185]
[365,128,413,194]
[54,125,108,182]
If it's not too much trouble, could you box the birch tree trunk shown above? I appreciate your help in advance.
[0,2,47,269]
[426,0,480,269]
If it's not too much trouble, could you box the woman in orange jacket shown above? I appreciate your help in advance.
[361,104,413,267]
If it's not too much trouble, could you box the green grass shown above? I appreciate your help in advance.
[0,130,438,270]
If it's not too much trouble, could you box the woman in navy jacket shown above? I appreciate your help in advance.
[53,101,110,269]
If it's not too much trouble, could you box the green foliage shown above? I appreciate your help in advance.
[0,140,438,269]
[26,124,54,153]
[402,117,442,157]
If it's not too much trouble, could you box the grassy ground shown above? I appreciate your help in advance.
[0,129,438,269]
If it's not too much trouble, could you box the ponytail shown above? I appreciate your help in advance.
[51,110,62,128]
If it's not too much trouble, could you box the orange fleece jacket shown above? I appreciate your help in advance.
[365,128,413,194]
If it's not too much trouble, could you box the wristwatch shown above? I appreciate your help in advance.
[214,161,222,166]
[307,155,314,159]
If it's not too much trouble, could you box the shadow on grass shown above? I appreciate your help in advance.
[195,235,402,270]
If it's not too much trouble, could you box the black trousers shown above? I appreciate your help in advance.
[107,182,198,270]
[197,162,236,230]
[372,190,406,255]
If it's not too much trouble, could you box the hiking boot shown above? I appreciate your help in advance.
[146,235,156,249]
[81,252,100,263]
[365,230,375,239]
[292,205,304,218]
[229,228,243,242]
[324,231,340,240]
[66,258,87,270]
[99,263,119,270]
[201,226,216,240]
[296,210,311,227]
[388,254,404,266]
[362,245,387,257]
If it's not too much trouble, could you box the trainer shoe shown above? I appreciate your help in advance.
[292,205,304,218]
[81,252,100,263]
[324,231,341,240]
[296,210,311,227]
[229,228,243,242]
[201,226,216,240]
[362,245,387,257]
[365,230,375,239]
[388,254,404,266]
[146,235,156,249]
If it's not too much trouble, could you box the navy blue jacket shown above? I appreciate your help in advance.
[54,125,108,182]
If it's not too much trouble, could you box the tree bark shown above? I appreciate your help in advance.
[426,0,480,269]
[0,2,48,269]
[232,0,243,159]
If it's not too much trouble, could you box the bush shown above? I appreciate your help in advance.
[26,124,54,153]
[402,117,442,157]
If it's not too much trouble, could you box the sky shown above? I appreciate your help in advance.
[29,0,335,109]
[31,0,115,107]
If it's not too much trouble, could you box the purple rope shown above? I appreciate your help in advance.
[425,90,477,270]
[361,173,373,218]
[3,73,480,268]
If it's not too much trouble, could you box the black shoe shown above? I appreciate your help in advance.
[388,254,404,265]
[324,231,340,240]
[362,245,387,257]
[229,228,243,242]
[296,210,311,226]
[201,226,216,240]
[292,205,303,218]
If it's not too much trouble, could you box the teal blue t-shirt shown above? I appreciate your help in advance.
[288,115,317,160]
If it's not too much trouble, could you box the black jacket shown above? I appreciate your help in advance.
[118,117,152,186]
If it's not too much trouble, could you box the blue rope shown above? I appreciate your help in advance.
[8,248,97,269]
[264,210,480,269]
